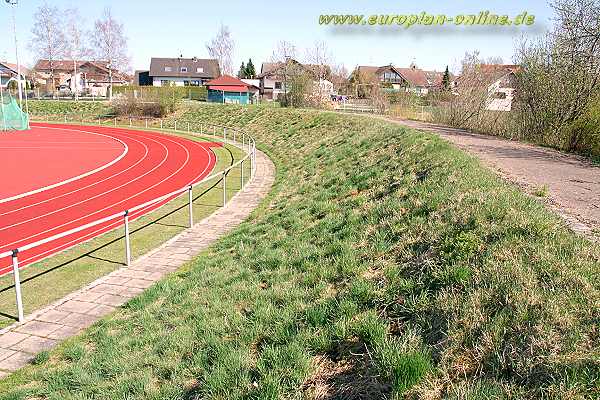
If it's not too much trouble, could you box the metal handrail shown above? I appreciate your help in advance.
[1,115,257,322]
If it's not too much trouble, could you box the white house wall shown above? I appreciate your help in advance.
[152,77,203,87]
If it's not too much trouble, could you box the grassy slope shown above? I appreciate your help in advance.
[1,104,598,399]
[26,100,112,119]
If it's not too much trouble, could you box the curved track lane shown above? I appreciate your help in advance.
[0,123,220,275]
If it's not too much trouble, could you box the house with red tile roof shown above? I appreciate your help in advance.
[0,61,30,89]
[257,59,333,101]
[351,64,449,96]
[33,59,129,95]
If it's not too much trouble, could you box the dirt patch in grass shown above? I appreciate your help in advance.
[303,340,391,400]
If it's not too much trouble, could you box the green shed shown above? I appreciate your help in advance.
[206,75,252,105]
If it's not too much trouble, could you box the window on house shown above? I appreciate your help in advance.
[274,82,282,90]
[164,66,172,72]
[190,80,201,86]
[181,67,188,73]
[184,80,190,86]
[196,67,204,73]
[161,80,170,86]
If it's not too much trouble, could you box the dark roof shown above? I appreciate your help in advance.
[354,64,449,88]
[149,57,220,78]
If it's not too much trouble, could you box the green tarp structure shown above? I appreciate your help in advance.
[0,93,29,131]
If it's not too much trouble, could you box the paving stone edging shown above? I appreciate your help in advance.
[0,149,275,378]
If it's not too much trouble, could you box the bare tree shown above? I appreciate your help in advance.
[305,40,331,81]
[206,24,235,75]
[330,64,349,94]
[91,7,130,100]
[30,3,66,96]
[271,41,297,104]
[65,7,91,100]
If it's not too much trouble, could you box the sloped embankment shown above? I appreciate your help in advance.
[1,104,598,399]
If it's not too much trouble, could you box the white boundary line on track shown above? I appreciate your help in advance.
[0,136,216,274]
[0,129,209,249]
[0,126,129,205]
[0,131,151,218]
[0,133,170,239]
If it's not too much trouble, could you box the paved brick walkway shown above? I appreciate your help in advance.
[0,149,275,378]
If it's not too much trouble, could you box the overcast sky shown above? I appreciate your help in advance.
[0,0,554,74]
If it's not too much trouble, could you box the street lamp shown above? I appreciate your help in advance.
[5,0,27,114]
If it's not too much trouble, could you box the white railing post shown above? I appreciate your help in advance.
[129,117,132,127]
[145,119,148,129]
[174,120,177,131]
[114,118,117,126]
[124,211,131,266]
[160,119,163,129]
[187,122,190,133]
[200,124,203,135]
[223,127,226,142]
[11,250,24,322]
[188,185,194,228]
[223,171,227,206]
[233,130,236,143]
[240,159,244,189]
[250,145,255,180]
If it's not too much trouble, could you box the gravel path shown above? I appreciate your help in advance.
[385,117,600,238]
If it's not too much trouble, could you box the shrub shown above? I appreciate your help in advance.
[112,90,180,118]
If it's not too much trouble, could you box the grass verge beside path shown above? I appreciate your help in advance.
[1,104,598,399]
[0,125,249,329]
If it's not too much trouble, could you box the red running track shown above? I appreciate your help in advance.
[0,123,221,276]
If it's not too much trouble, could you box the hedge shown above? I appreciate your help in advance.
[112,85,207,101]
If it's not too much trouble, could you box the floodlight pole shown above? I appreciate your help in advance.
[7,0,23,110]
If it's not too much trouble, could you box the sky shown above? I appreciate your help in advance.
[0,0,554,74]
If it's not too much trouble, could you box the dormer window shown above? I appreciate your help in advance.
[196,67,203,73]
[164,66,172,72]
[180,67,187,73]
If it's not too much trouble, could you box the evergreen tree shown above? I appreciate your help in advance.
[238,62,246,78]
[245,58,256,79]
[442,66,451,91]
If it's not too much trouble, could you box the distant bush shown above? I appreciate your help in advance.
[565,97,600,158]
[112,90,180,118]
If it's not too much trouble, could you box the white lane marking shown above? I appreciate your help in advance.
[0,132,152,218]
[0,132,190,247]
[0,126,128,204]
[0,134,169,236]
[0,137,216,273]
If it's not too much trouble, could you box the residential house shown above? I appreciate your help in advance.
[479,64,520,111]
[351,64,448,96]
[33,59,128,95]
[134,70,152,86]
[0,61,29,89]
[206,75,256,104]
[257,60,334,101]
[240,79,261,99]
[148,57,220,87]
